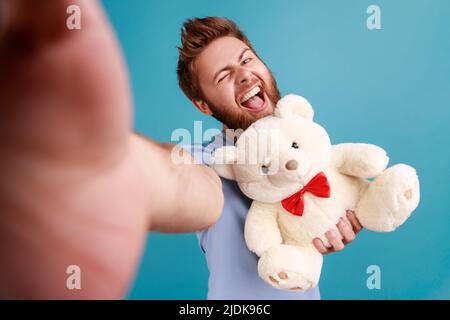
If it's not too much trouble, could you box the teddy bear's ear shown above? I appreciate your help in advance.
[274,94,314,121]
[211,146,238,180]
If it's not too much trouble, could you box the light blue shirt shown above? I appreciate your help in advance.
[190,132,320,300]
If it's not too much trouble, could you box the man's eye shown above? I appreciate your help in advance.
[243,57,252,65]
[291,142,299,149]
[218,73,229,83]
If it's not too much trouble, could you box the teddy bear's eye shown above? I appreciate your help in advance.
[291,142,299,149]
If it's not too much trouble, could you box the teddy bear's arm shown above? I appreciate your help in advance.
[331,143,389,178]
[244,201,282,257]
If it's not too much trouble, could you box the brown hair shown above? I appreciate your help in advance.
[177,17,255,102]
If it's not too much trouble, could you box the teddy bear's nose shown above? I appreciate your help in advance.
[285,160,298,171]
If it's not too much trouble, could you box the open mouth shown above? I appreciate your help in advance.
[238,85,268,114]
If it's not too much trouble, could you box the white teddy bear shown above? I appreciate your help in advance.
[211,94,420,292]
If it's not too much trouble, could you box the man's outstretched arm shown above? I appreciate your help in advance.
[0,0,223,232]
[131,134,223,233]
[0,0,223,299]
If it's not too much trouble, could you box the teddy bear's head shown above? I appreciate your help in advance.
[212,95,332,203]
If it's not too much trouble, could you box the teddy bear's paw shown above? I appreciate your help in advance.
[389,164,420,228]
[356,164,421,232]
[265,270,313,292]
[257,245,322,292]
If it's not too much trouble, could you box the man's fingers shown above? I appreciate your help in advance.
[1,0,69,50]
[313,212,362,255]
[346,210,363,233]
[337,218,356,244]
[325,230,345,252]
[0,0,132,163]
[1,0,98,42]
[1,0,108,68]
[313,238,330,255]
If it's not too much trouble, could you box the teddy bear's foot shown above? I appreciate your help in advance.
[356,164,420,232]
[258,244,323,292]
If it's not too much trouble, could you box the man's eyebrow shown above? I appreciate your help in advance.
[238,47,251,63]
[213,48,251,83]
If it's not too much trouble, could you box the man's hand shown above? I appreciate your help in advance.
[0,0,223,299]
[313,210,363,254]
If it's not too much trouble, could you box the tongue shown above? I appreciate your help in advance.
[242,95,264,110]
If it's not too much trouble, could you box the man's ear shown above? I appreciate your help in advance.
[193,99,213,116]
[274,94,314,121]
[211,146,238,180]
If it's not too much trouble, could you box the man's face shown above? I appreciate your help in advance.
[194,36,281,130]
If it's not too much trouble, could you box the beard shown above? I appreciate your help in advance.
[205,70,281,131]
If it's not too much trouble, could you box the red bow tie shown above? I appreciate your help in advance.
[281,172,331,216]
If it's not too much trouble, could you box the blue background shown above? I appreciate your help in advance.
[101,0,450,299]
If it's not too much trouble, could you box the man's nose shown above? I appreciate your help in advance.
[235,67,253,85]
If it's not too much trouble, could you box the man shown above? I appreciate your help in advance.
[0,0,223,299]
[177,17,363,299]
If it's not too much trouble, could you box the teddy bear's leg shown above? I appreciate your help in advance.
[355,164,420,232]
[257,244,323,292]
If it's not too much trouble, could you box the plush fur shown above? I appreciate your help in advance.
[211,94,420,292]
